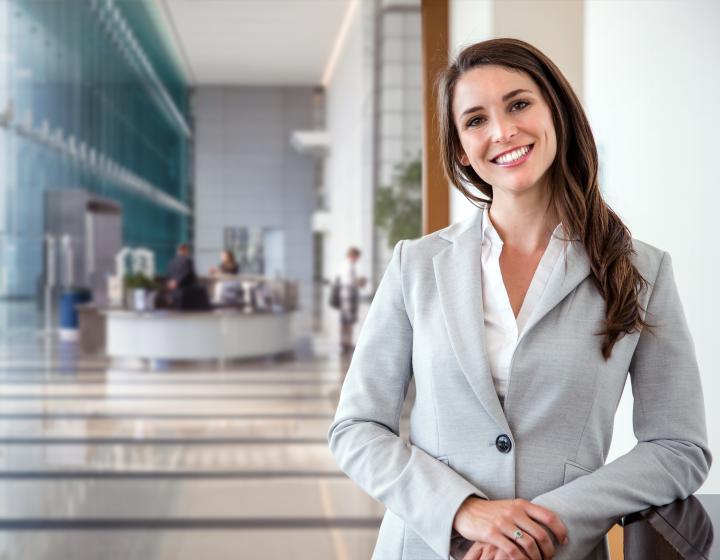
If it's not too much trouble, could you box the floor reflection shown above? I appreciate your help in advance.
[0,301,381,559]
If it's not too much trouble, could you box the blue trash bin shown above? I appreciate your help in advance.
[59,288,92,340]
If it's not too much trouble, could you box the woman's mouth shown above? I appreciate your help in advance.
[491,144,534,167]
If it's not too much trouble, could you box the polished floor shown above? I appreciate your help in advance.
[0,303,390,559]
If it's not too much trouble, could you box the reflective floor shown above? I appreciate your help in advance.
[0,302,388,559]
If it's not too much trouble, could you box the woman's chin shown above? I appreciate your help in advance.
[492,179,541,195]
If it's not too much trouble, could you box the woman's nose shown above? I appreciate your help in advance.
[490,116,517,143]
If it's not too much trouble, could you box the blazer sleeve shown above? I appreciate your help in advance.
[531,251,712,559]
[328,240,487,560]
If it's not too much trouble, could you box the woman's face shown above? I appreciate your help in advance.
[452,65,557,198]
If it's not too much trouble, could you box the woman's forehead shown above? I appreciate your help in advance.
[453,66,537,109]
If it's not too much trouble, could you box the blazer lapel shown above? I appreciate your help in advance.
[433,210,510,434]
[517,238,592,346]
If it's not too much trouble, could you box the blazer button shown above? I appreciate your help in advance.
[495,434,512,453]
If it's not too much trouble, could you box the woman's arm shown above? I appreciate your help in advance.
[530,251,712,559]
[328,240,488,559]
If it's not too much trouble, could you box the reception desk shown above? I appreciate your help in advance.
[104,308,295,363]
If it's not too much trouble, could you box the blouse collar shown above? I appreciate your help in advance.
[480,205,565,250]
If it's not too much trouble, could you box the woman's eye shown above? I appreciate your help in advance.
[467,116,485,127]
[511,100,530,111]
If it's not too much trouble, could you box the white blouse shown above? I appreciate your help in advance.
[480,206,566,398]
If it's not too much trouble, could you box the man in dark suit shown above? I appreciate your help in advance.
[166,243,200,309]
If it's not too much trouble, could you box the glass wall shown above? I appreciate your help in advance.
[0,0,191,298]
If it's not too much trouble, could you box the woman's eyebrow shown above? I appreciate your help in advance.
[459,88,533,118]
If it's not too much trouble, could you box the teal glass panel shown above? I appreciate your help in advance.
[0,0,192,298]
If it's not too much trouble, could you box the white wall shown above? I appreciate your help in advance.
[449,0,718,493]
[193,87,317,312]
[585,0,719,492]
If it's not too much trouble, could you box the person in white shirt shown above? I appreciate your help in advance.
[334,247,367,354]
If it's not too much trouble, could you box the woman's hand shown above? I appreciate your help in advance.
[461,541,515,560]
[461,541,556,560]
[453,497,568,560]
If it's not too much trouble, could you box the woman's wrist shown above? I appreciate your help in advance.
[453,495,486,533]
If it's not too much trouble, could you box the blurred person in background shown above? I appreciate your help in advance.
[166,243,208,310]
[166,244,196,294]
[210,250,242,305]
[210,249,239,276]
[333,246,367,355]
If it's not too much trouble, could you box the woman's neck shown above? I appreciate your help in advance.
[487,190,559,254]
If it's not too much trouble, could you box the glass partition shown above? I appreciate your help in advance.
[0,0,192,298]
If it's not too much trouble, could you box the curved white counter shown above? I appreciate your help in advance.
[104,308,295,361]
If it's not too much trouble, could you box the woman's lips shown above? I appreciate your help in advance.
[492,144,534,167]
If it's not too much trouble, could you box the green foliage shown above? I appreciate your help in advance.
[123,272,157,291]
[375,158,422,249]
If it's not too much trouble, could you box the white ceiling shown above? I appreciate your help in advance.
[159,0,352,86]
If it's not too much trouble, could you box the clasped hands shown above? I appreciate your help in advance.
[453,497,568,560]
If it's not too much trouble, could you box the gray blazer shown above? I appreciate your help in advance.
[328,208,711,560]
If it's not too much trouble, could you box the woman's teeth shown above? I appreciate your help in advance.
[493,144,531,164]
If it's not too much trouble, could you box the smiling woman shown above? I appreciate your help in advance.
[329,37,711,560]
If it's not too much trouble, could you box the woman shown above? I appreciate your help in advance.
[328,38,711,560]
[218,250,239,275]
[210,250,240,304]
[209,250,239,276]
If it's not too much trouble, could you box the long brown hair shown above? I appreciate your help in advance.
[437,38,651,360]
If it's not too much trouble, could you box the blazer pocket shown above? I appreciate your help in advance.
[563,459,594,485]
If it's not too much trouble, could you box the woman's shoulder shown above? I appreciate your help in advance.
[397,228,454,266]
[630,237,668,279]
[400,212,478,258]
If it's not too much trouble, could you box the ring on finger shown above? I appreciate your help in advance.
[513,529,523,540]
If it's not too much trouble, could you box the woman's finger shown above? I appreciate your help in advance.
[522,502,568,546]
[462,541,485,560]
[479,544,497,560]
[513,513,556,558]
[465,541,502,560]
[485,527,531,560]
[500,520,541,560]
[485,545,508,560]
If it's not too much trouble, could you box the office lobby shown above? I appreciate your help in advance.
[0,1,718,559]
